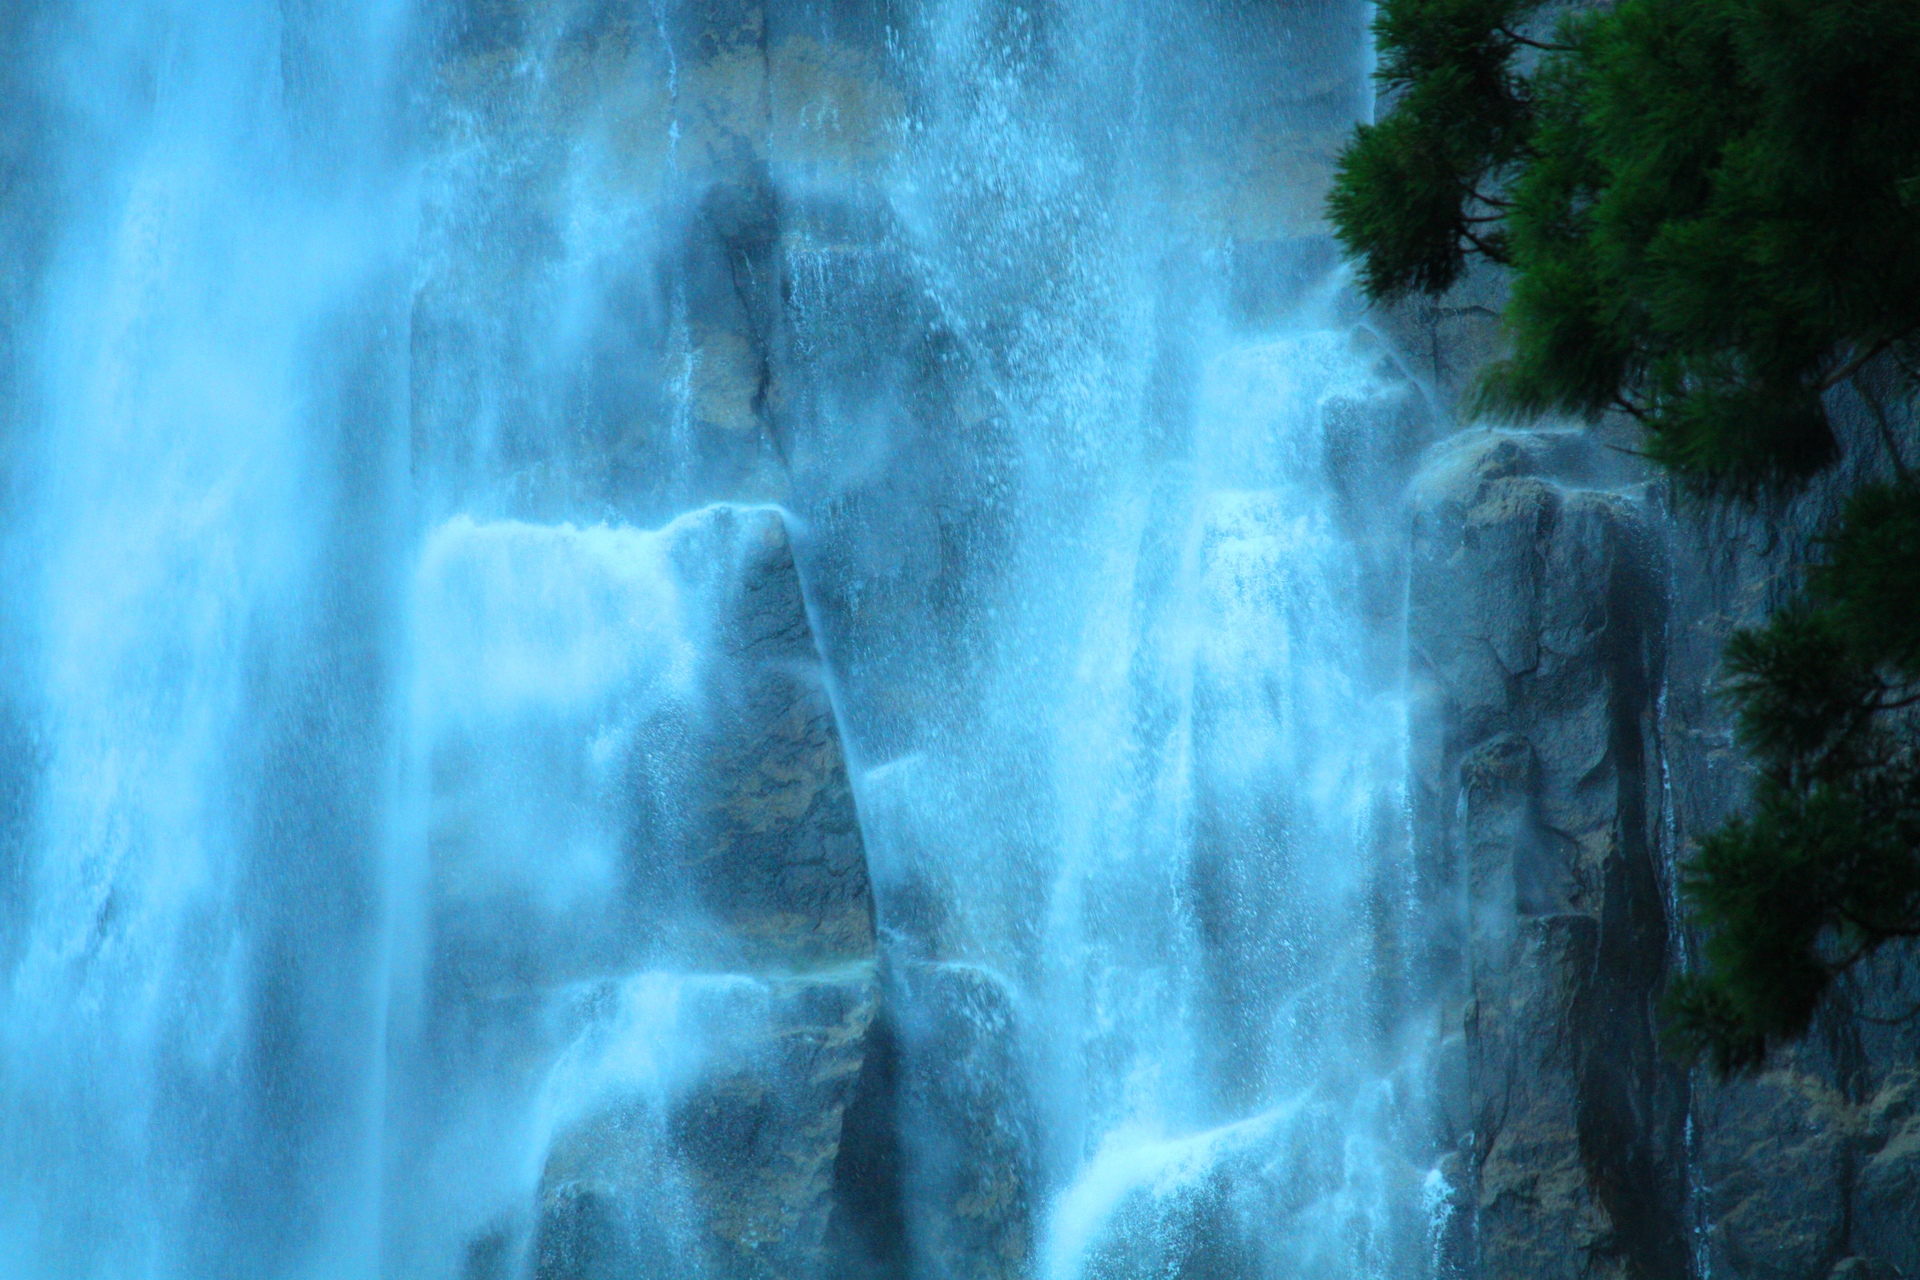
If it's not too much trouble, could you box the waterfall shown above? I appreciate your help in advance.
[0,1,1447,1278]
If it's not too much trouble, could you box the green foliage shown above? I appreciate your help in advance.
[1329,0,1541,295]
[1337,0,1920,488]
[1666,758,1920,1075]
[1667,482,1920,1069]
[1815,478,1920,673]
[1330,0,1920,1073]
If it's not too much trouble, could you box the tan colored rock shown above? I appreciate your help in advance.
[893,961,1034,1280]
[666,505,874,969]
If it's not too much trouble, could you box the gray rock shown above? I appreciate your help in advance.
[1697,1065,1853,1280]
[535,965,882,1280]
[1078,1161,1267,1280]
[418,502,882,1280]
[1470,914,1615,1280]
[522,508,879,1280]
[893,961,1036,1280]
[1640,373,1920,1280]
[422,503,873,987]
[1855,1111,1920,1278]
[665,505,876,969]
[1408,428,1687,1280]
[1373,256,1513,412]
[1386,158,1920,1280]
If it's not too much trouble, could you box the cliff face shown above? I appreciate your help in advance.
[1391,285,1920,1280]
[408,4,1406,1279]
[1660,475,1920,1280]
[1408,427,1689,1280]
[42,0,1918,1272]
[408,2,1920,1277]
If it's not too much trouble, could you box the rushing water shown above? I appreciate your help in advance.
[0,1,1446,1277]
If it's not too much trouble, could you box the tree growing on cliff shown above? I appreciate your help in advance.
[1328,0,1920,1074]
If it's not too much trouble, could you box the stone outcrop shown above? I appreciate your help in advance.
[1408,428,1690,1280]
[1664,472,1920,1280]
[416,504,882,1280]
[415,0,908,522]
[403,1,1920,1277]
[1396,270,1920,1280]
[522,508,880,1280]
[890,960,1036,1280]
[532,967,881,1280]
[663,506,876,969]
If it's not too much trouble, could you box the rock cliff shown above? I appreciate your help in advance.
[398,3,1920,1278]
[1408,428,1687,1280]
[1393,282,1920,1280]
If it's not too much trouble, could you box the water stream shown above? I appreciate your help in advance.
[0,1,1446,1277]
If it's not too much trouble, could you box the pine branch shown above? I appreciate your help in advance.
[1819,338,1893,393]
[1459,225,1513,265]
[1611,395,1651,423]
[1493,26,1578,53]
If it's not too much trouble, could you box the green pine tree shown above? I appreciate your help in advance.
[1328,0,1920,1075]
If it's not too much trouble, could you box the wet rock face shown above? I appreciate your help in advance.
[891,961,1036,1280]
[415,503,882,1280]
[1385,210,1920,1280]
[1644,384,1920,1280]
[1408,429,1690,1280]
[664,506,875,968]
[422,505,872,986]
[522,510,879,1280]
[534,969,881,1280]
[417,0,907,522]
[1402,408,1920,1280]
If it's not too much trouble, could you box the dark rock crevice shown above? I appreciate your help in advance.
[823,1001,909,1280]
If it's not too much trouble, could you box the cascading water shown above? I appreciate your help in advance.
[0,1,1452,1278]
